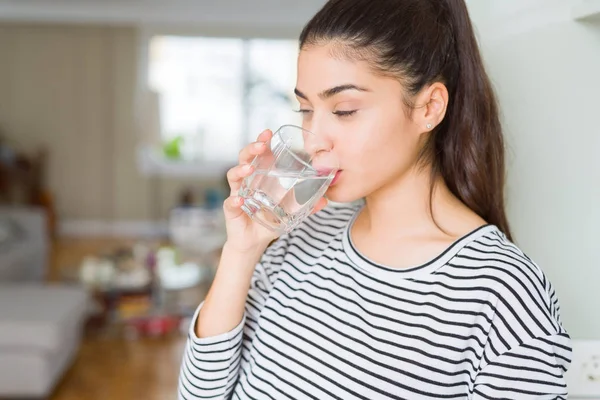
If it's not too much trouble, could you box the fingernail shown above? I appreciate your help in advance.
[243,164,252,172]
[255,142,266,149]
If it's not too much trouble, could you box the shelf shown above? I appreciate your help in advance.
[573,0,600,21]
[136,145,233,179]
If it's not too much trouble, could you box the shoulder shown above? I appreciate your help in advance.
[455,227,551,294]
[452,227,567,349]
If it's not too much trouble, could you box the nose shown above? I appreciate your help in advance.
[302,123,334,157]
[302,126,337,171]
[303,131,328,156]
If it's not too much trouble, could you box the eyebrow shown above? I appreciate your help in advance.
[294,84,369,101]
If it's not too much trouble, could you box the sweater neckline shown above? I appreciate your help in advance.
[341,205,499,279]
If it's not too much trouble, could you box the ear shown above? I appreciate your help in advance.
[413,82,449,133]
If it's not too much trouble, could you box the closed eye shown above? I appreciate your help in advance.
[294,109,313,114]
[333,110,357,117]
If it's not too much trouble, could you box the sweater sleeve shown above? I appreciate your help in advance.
[472,334,572,399]
[178,237,288,400]
[468,237,573,399]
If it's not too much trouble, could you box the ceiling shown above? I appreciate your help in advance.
[0,0,581,39]
[0,0,327,28]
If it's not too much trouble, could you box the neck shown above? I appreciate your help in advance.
[358,166,469,239]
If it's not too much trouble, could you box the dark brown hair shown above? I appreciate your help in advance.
[300,0,513,240]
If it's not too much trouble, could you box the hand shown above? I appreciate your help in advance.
[223,129,328,254]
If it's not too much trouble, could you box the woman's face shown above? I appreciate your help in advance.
[296,43,426,203]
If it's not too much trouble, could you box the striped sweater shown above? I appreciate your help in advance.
[179,202,572,399]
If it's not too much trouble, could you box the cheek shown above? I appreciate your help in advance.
[343,108,416,169]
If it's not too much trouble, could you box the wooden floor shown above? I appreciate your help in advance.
[51,335,186,400]
[49,238,187,400]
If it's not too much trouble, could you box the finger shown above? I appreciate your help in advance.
[238,141,268,165]
[310,197,329,214]
[256,129,273,143]
[226,164,254,195]
[238,130,273,164]
[223,196,246,220]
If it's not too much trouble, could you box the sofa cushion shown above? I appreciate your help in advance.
[0,284,88,352]
[0,326,81,397]
[0,207,48,282]
[0,240,46,281]
[0,216,24,249]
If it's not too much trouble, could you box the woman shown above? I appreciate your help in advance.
[179,0,572,398]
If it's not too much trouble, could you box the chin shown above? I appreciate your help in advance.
[325,184,364,205]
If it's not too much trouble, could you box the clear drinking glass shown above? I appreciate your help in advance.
[238,125,339,234]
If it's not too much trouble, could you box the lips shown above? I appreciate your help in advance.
[330,171,342,186]
[314,168,341,185]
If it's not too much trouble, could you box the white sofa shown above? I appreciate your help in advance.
[0,285,88,399]
[0,207,88,399]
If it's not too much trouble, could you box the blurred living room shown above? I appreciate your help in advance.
[0,0,599,399]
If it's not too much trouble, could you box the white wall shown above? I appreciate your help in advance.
[477,19,600,339]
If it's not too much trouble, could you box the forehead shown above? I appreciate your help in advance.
[297,43,375,91]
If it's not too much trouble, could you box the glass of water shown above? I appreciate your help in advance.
[238,125,339,234]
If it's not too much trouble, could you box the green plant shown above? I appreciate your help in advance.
[162,136,184,160]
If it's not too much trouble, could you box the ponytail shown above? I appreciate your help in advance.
[431,0,513,240]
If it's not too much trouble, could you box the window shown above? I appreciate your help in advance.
[147,36,301,165]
